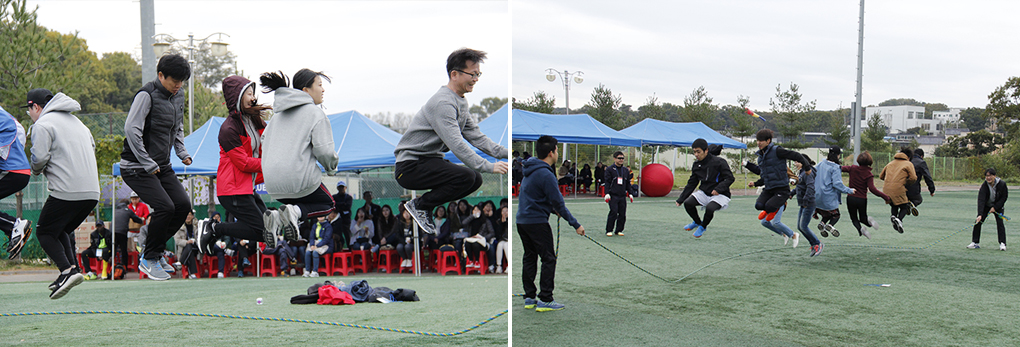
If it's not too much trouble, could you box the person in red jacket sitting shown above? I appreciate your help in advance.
[198,75,275,254]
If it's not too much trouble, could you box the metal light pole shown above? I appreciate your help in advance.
[152,32,230,134]
[853,0,865,158]
[546,69,584,162]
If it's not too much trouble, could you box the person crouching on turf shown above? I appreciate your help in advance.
[517,135,585,312]
[676,139,734,238]
[746,129,811,247]
[813,146,855,238]
[879,147,917,233]
[969,168,1008,251]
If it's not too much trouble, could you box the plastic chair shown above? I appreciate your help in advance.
[437,250,462,276]
[331,251,353,276]
[259,253,278,277]
[376,249,401,273]
[465,251,488,275]
[350,250,374,273]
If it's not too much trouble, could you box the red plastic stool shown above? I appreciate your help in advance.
[465,251,488,275]
[376,249,400,273]
[127,252,139,272]
[438,250,462,276]
[331,251,353,276]
[559,185,568,196]
[350,250,374,273]
[259,253,278,277]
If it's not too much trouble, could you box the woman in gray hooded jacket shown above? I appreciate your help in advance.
[259,69,339,243]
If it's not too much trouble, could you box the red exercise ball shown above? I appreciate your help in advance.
[639,163,673,197]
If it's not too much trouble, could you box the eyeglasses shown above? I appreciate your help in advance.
[615,157,625,160]
[454,69,482,79]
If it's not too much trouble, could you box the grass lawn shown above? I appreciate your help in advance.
[512,190,1020,347]
[0,273,508,346]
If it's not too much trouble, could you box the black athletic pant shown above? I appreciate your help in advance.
[180,243,198,274]
[684,195,722,228]
[0,172,29,238]
[278,184,335,222]
[115,233,129,266]
[973,206,1006,245]
[816,208,841,226]
[517,223,557,302]
[846,196,874,232]
[35,197,97,271]
[465,242,485,262]
[755,187,791,214]
[395,157,483,212]
[606,196,627,233]
[122,167,191,261]
[214,194,267,241]
[891,203,910,221]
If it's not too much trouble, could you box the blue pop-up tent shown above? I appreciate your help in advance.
[511,109,642,147]
[329,110,403,171]
[620,119,746,148]
[444,104,509,163]
[112,117,224,176]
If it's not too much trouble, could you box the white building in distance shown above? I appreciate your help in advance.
[861,105,939,134]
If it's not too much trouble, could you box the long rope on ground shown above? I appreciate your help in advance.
[574,213,1008,284]
[0,309,508,337]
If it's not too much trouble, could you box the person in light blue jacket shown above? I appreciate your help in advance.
[814,146,855,237]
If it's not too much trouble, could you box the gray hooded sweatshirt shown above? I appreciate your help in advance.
[30,93,100,201]
[394,86,507,172]
[261,88,338,199]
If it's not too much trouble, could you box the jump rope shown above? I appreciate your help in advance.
[515,211,1011,298]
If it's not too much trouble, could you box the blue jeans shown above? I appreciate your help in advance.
[304,249,321,272]
[797,204,821,246]
[760,205,795,237]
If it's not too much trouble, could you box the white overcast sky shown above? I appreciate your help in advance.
[29,0,509,116]
[514,0,1020,112]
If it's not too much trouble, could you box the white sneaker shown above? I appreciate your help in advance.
[217,272,224,278]
[302,271,310,277]
[1000,243,1007,251]
[278,204,302,241]
[188,274,197,279]
[783,234,790,246]
[966,242,980,249]
[867,216,879,230]
[310,271,320,277]
[791,232,800,248]
[860,226,871,240]
[494,267,503,274]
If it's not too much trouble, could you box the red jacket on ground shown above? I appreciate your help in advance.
[217,76,266,197]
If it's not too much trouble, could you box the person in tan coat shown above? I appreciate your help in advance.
[879,148,917,233]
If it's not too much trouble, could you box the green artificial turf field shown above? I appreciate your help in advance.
[0,273,507,346]
[512,190,1020,347]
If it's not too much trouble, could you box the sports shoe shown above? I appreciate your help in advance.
[536,300,565,312]
[860,226,872,240]
[197,218,213,255]
[158,257,175,274]
[867,216,879,231]
[606,232,614,237]
[405,198,437,235]
[278,205,301,241]
[524,297,537,309]
[966,242,980,249]
[217,272,225,278]
[616,231,625,236]
[783,234,790,245]
[891,216,904,233]
[237,272,244,278]
[7,219,32,259]
[187,274,197,279]
[693,225,706,238]
[84,272,96,280]
[310,271,320,278]
[262,210,279,248]
[758,211,767,220]
[828,224,840,237]
[818,223,828,238]
[280,270,290,277]
[139,258,170,281]
[810,243,824,257]
[49,269,84,300]
[683,221,700,231]
[1000,243,1007,251]
[791,232,800,248]
[910,203,919,217]
[302,271,310,278]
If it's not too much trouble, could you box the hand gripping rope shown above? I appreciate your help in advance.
[564,213,1011,285]
[0,310,508,337]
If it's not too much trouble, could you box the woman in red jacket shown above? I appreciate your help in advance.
[198,75,276,253]
[841,151,890,239]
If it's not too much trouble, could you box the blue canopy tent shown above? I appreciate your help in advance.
[329,110,404,171]
[510,109,642,147]
[619,119,746,149]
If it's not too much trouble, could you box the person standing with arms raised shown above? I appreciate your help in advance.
[120,54,193,281]
[394,48,508,235]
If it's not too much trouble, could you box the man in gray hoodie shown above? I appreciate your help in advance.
[394,48,509,234]
[24,88,99,299]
